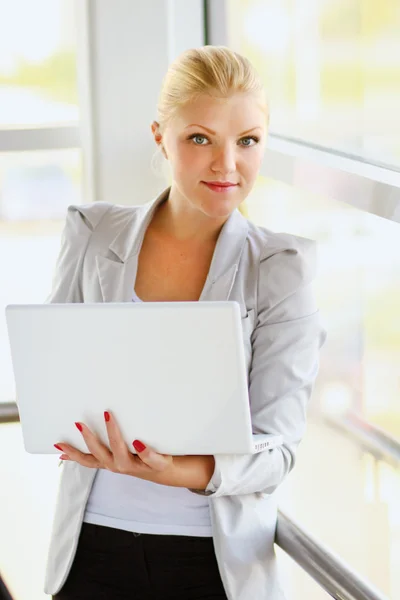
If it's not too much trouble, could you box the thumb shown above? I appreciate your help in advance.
[133,440,174,472]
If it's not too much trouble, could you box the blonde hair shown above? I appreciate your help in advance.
[156,45,268,132]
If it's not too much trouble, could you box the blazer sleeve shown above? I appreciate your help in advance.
[45,203,110,304]
[188,237,327,497]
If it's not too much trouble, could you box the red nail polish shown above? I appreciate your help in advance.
[54,444,63,451]
[104,411,110,422]
[75,422,83,432]
[133,440,146,453]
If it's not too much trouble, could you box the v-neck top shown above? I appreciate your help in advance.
[131,288,142,303]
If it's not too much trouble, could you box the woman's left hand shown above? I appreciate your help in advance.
[54,411,174,479]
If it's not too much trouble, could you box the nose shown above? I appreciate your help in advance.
[211,144,236,175]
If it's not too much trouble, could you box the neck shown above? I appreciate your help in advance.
[151,186,228,244]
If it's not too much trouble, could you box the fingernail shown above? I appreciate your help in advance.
[54,444,63,451]
[104,411,110,422]
[75,422,83,432]
[133,440,146,453]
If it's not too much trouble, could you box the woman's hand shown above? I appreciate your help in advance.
[54,411,174,480]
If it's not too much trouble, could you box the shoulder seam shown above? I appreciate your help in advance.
[70,202,113,232]
[75,205,111,298]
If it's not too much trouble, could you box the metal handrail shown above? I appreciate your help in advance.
[0,402,19,424]
[324,411,400,468]
[276,510,389,600]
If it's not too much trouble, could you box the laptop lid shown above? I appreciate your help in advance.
[5,301,263,455]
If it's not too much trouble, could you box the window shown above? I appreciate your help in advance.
[0,0,79,127]
[219,0,400,169]
[0,0,82,405]
[245,177,400,598]
[0,2,82,596]
[247,177,400,437]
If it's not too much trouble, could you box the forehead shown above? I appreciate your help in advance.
[172,93,268,131]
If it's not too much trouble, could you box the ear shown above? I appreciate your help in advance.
[151,121,161,142]
[151,121,168,159]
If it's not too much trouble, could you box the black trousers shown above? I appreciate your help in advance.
[53,522,228,600]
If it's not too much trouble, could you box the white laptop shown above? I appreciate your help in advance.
[5,302,283,456]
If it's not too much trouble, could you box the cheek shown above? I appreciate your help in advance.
[176,146,208,176]
[243,149,264,177]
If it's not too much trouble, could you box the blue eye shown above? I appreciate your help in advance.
[240,136,259,147]
[188,133,259,146]
[189,134,208,145]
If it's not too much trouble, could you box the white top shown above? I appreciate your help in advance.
[82,290,212,536]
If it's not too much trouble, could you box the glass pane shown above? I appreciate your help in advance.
[0,148,82,404]
[247,176,400,437]
[275,546,330,599]
[245,176,400,598]
[0,0,78,128]
[224,0,400,169]
[0,148,81,220]
[0,422,59,600]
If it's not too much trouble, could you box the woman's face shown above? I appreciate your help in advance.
[153,92,268,220]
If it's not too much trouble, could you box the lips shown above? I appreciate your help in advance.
[204,182,237,187]
[202,181,238,192]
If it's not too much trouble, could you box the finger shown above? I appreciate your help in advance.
[104,411,134,472]
[75,422,113,469]
[132,440,174,472]
[54,442,100,469]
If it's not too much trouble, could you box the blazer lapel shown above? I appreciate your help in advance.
[96,188,170,302]
[96,186,249,303]
[96,254,139,303]
[199,208,249,302]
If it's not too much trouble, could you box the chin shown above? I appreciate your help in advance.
[201,202,238,220]
[197,191,242,219]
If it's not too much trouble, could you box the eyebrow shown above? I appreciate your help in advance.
[185,124,263,136]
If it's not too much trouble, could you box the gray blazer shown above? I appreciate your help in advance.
[44,187,326,599]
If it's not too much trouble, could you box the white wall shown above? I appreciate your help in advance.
[78,0,205,206]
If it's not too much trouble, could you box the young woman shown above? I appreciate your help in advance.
[45,46,326,600]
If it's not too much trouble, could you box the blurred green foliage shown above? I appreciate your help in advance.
[369,413,400,438]
[364,285,400,351]
[0,51,78,104]
[240,0,400,107]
